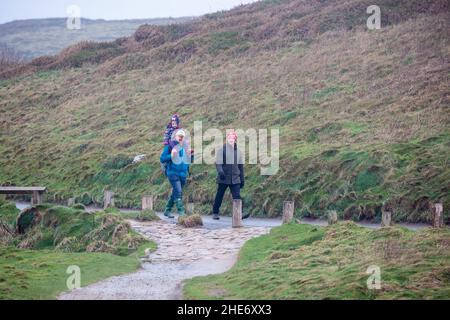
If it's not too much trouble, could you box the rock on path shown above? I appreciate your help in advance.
[59,219,270,300]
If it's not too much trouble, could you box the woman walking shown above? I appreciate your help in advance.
[160,129,191,218]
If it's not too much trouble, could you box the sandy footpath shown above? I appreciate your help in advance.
[59,219,270,300]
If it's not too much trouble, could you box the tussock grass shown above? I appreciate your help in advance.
[0,203,155,256]
[178,214,203,228]
[0,200,157,299]
[0,196,19,229]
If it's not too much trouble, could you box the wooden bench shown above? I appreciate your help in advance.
[0,186,46,205]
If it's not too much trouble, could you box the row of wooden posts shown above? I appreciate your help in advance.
[283,201,444,228]
[91,191,445,229]
[279,201,445,228]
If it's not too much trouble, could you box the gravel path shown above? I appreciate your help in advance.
[58,218,270,300]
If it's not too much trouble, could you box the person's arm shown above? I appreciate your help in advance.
[238,163,244,187]
[215,146,225,179]
[160,146,171,163]
[163,127,172,145]
[238,151,244,188]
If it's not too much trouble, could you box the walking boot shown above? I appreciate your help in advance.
[163,197,175,218]
[175,198,185,216]
[242,212,251,220]
[213,213,220,220]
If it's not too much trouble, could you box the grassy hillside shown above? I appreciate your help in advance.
[0,17,195,60]
[0,0,449,223]
[184,222,450,299]
[0,197,155,299]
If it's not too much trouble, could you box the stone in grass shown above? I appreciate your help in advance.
[178,214,203,228]
[137,209,160,222]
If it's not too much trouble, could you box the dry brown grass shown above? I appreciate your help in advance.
[2,0,448,79]
[178,214,203,228]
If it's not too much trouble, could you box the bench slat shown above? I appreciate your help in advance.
[0,186,46,194]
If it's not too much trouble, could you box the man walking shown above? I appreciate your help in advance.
[212,130,245,220]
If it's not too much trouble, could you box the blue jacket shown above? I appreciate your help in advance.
[160,143,190,178]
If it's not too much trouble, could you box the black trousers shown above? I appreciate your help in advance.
[212,183,241,215]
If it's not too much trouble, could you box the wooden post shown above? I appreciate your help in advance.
[32,191,42,205]
[381,210,392,227]
[142,195,154,211]
[282,201,295,224]
[186,203,195,214]
[103,191,115,209]
[327,210,338,225]
[232,199,242,228]
[67,198,75,207]
[433,203,444,228]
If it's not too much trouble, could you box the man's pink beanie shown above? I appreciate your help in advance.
[227,130,238,140]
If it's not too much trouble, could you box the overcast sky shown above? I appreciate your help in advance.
[1,0,260,24]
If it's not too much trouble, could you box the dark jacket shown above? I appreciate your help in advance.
[215,143,244,185]
[160,141,190,178]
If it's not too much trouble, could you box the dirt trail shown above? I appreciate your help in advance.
[59,219,269,300]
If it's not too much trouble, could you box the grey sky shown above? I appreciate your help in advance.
[1,0,260,24]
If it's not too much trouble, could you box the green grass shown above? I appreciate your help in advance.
[0,244,143,300]
[208,31,248,54]
[184,223,450,300]
[119,209,160,221]
[0,196,19,229]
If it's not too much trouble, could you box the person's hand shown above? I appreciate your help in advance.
[240,182,244,189]
[219,172,226,180]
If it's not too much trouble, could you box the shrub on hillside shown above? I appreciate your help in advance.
[134,23,195,49]
[30,55,57,67]
[56,41,124,68]
[208,31,247,54]
[152,38,200,63]
[98,52,153,76]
